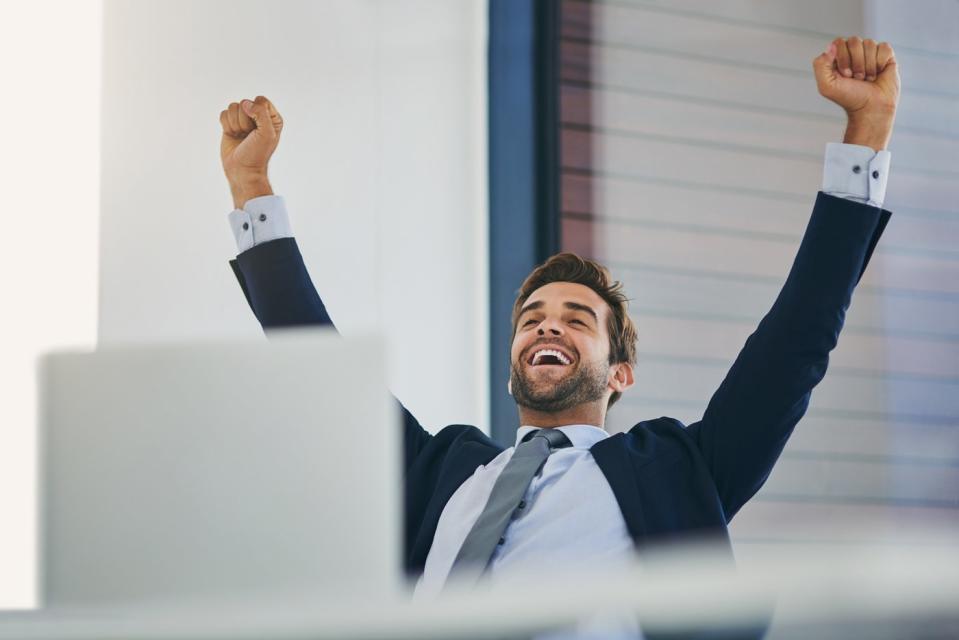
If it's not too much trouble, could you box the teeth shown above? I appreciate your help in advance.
[531,349,571,366]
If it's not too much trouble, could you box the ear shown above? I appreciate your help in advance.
[608,362,634,394]
[507,378,513,396]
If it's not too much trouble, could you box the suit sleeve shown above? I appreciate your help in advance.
[229,237,434,468]
[685,192,891,520]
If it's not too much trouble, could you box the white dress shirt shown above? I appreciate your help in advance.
[822,142,891,208]
[225,143,892,635]
[414,425,635,597]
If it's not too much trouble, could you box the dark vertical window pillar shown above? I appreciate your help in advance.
[488,0,560,444]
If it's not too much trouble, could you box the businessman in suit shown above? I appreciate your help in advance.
[218,37,898,611]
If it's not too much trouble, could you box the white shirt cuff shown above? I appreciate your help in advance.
[227,195,293,253]
[822,142,891,208]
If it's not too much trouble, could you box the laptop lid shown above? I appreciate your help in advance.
[38,329,400,607]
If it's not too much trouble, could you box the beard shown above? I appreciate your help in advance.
[509,355,610,413]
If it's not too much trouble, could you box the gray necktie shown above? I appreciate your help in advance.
[449,428,572,582]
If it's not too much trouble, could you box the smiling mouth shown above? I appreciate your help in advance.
[527,347,574,367]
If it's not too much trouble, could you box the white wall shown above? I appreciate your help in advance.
[0,0,102,608]
[98,0,489,433]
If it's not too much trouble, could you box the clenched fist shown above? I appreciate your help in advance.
[219,96,284,209]
[813,37,900,151]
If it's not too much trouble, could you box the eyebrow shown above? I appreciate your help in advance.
[518,300,599,323]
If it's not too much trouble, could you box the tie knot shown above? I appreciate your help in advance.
[522,428,572,451]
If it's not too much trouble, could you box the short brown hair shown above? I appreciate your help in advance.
[510,253,638,408]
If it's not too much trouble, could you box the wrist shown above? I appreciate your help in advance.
[843,111,895,152]
[229,173,273,210]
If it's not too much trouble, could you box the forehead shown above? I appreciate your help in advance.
[524,282,608,316]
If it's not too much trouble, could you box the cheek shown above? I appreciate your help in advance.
[510,338,526,363]
[579,338,605,362]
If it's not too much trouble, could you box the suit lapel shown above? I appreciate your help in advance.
[590,432,651,547]
[409,439,502,571]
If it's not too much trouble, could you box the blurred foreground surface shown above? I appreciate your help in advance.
[2,535,957,639]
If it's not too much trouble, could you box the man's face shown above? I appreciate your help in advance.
[509,282,614,413]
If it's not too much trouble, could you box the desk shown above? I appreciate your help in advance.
[3,541,958,639]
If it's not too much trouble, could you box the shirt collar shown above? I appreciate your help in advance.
[514,424,610,449]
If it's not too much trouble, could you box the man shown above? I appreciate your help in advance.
[219,36,897,607]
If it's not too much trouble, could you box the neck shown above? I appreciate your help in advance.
[517,402,607,429]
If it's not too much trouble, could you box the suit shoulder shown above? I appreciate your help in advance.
[626,415,690,437]
[617,416,701,458]
[431,423,501,450]
[407,423,503,477]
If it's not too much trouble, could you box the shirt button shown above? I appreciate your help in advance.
[872,170,880,179]
[852,165,862,174]
[518,500,526,509]
[242,222,249,231]
[498,537,505,545]
[258,213,267,222]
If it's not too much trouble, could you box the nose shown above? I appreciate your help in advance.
[537,317,564,336]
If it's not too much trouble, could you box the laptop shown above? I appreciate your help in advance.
[37,328,400,608]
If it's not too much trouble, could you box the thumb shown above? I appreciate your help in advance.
[876,54,898,81]
[813,42,838,85]
[875,55,900,95]
[242,98,277,142]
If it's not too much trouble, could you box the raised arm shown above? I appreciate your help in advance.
[684,38,900,520]
[218,96,433,465]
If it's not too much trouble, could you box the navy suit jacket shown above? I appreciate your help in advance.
[230,192,890,578]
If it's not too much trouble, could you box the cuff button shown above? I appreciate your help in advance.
[242,222,249,231]
[852,165,862,174]
[259,213,267,222]
[872,170,880,179]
